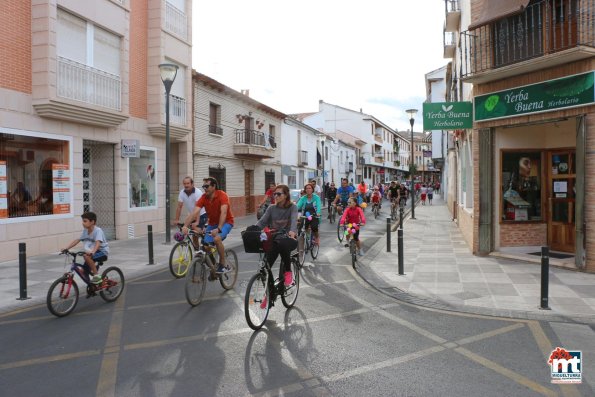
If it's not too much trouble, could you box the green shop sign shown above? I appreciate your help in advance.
[475,71,595,121]
[423,102,473,130]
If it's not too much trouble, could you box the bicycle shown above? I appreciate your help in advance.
[297,215,319,266]
[243,231,300,330]
[390,199,398,221]
[46,250,125,317]
[335,203,347,242]
[340,223,361,269]
[372,202,380,219]
[184,242,238,306]
[169,224,202,278]
[327,202,336,224]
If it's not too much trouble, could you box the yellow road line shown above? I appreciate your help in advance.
[0,350,101,370]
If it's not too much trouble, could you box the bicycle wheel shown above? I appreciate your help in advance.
[282,258,300,309]
[330,206,335,224]
[47,276,79,317]
[244,271,271,330]
[169,242,193,278]
[219,249,238,290]
[185,255,208,306]
[297,232,306,266]
[374,205,379,219]
[310,234,319,260]
[99,266,125,302]
[350,240,357,269]
[337,223,344,243]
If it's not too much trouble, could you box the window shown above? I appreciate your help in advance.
[501,151,542,221]
[268,125,276,148]
[129,148,157,209]
[56,8,121,110]
[208,167,226,192]
[0,130,72,220]
[265,171,276,190]
[287,171,296,189]
[209,103,222,135]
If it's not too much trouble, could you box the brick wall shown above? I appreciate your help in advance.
[0,0,31,93]
[129,0,147,119]
[585,113,595,272]
[500,223,547,247]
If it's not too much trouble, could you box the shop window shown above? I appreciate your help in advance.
[0,131,71,219]
[501,151,542,221]
[129,148,157,209]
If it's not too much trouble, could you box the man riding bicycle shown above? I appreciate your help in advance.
[183,177,234,274]
[333,178,354,216]
[387,181,400,213]
[326,182,337,217]
[398,183,409,208]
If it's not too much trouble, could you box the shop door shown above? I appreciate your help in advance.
[245,170,253,214]
[82,142,115,240]
[547,150,575,252]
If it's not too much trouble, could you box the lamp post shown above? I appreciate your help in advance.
[319,134,326,201]
[406,108,417,220]
[159,63,179,244]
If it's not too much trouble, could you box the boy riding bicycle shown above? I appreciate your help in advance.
[61,211,109,284]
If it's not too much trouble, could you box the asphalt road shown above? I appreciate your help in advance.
[0,205,593,396]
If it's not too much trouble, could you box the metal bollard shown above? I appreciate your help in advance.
[540,246,550,310]
[386,217,391,252]
[398,228,404,275]
[17,243,30,300]
[399,207,404,230]
[147,225,155,265]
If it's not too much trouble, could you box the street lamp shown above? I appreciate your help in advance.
[159,63,179,243]
[318,134,326,200]
[406,108,417,220]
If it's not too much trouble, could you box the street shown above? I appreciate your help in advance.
[0,204,593,397]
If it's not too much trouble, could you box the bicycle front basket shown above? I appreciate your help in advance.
[242,228,263,253]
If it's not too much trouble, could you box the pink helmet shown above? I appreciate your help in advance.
[174,231,185,242]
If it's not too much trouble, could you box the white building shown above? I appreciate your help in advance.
[281,117,319,189]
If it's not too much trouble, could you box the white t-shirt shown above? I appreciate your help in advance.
[178,188,206,216]
[80,226,109,254]
[313,184,322,195]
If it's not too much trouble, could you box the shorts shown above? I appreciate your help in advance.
[421,193,427,200]
[92,251,108,263]
[204,223,233,244]
[428,193,433,200]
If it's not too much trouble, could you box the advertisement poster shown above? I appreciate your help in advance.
[0,161,7,218]
[52,164,71,214]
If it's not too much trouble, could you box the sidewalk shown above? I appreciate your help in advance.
[0,214,259,316]
[358,195,595,323]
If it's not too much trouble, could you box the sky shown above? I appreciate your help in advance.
[192,0,447,132]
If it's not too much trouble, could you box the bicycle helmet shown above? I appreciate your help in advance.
[174,231,185,242]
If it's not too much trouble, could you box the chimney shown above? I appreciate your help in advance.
[241,89,250,97]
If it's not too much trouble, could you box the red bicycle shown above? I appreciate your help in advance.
[46,250,125,317]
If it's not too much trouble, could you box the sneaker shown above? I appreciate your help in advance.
[260,295,268,309]
[284,271,294,286]
[216,264,230,274]
[91,274,102,284]
[344,243,349,248]
[358,249,365,256]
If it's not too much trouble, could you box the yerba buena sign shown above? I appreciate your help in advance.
[423,102,473,130]
[475,71,595,121]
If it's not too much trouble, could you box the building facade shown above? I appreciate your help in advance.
[0,0,193,261]
[281,117,319,190]
[192,72,284,217]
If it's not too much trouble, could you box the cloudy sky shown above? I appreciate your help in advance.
[192,0,447,131]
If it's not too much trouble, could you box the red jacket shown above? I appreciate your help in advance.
[340,206,366,226]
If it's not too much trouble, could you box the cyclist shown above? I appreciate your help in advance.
[173,177,207,244]
[182,177,234,274]
[256,184,298,287]
[326,182,337,217]
[339,197,366,256]
[61,211,109,284]
[333,178,354,216]
[357,180,368,203]
[371,187,382,212]
[388,181,400,213]
[398,183,409,208]
[296,183,322,245]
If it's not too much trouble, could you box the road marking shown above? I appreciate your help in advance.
[0,350,101,370]
[454,347,557,397]
[95,290,126,397]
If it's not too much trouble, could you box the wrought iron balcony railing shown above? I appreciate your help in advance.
[165,1,187,40]
[460,0,595,79]
[169,95,186,126]
[57,56,121,111]
[235,129,276,148]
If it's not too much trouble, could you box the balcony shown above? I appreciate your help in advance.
[169,95,186,126]
[233,129,275,159]
[444,30,456,58]
[300,150,308,165]
[444,0,461,32]
[209,125,223,136]
[165,1,188,40]
[460,0,595,84]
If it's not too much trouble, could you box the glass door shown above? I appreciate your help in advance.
[547,150,575,252]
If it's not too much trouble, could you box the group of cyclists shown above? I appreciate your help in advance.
[171,175,410,288]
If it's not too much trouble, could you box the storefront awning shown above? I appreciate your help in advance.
[468,0,530,30]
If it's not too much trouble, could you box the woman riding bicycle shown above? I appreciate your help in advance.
[256,184,298,287]
[296,183,322,245]
[339,197,366,256]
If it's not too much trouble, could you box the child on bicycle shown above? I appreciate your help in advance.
[339,197,366,256]
[371,187,382,210]
[61,211,109,283]
[296,183,322,245]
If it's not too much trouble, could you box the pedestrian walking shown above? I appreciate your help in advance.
[420,184,428,205]
[427,185,434,205]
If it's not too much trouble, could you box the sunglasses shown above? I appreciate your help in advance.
[202,184,211,189]
[273,192,284,196]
